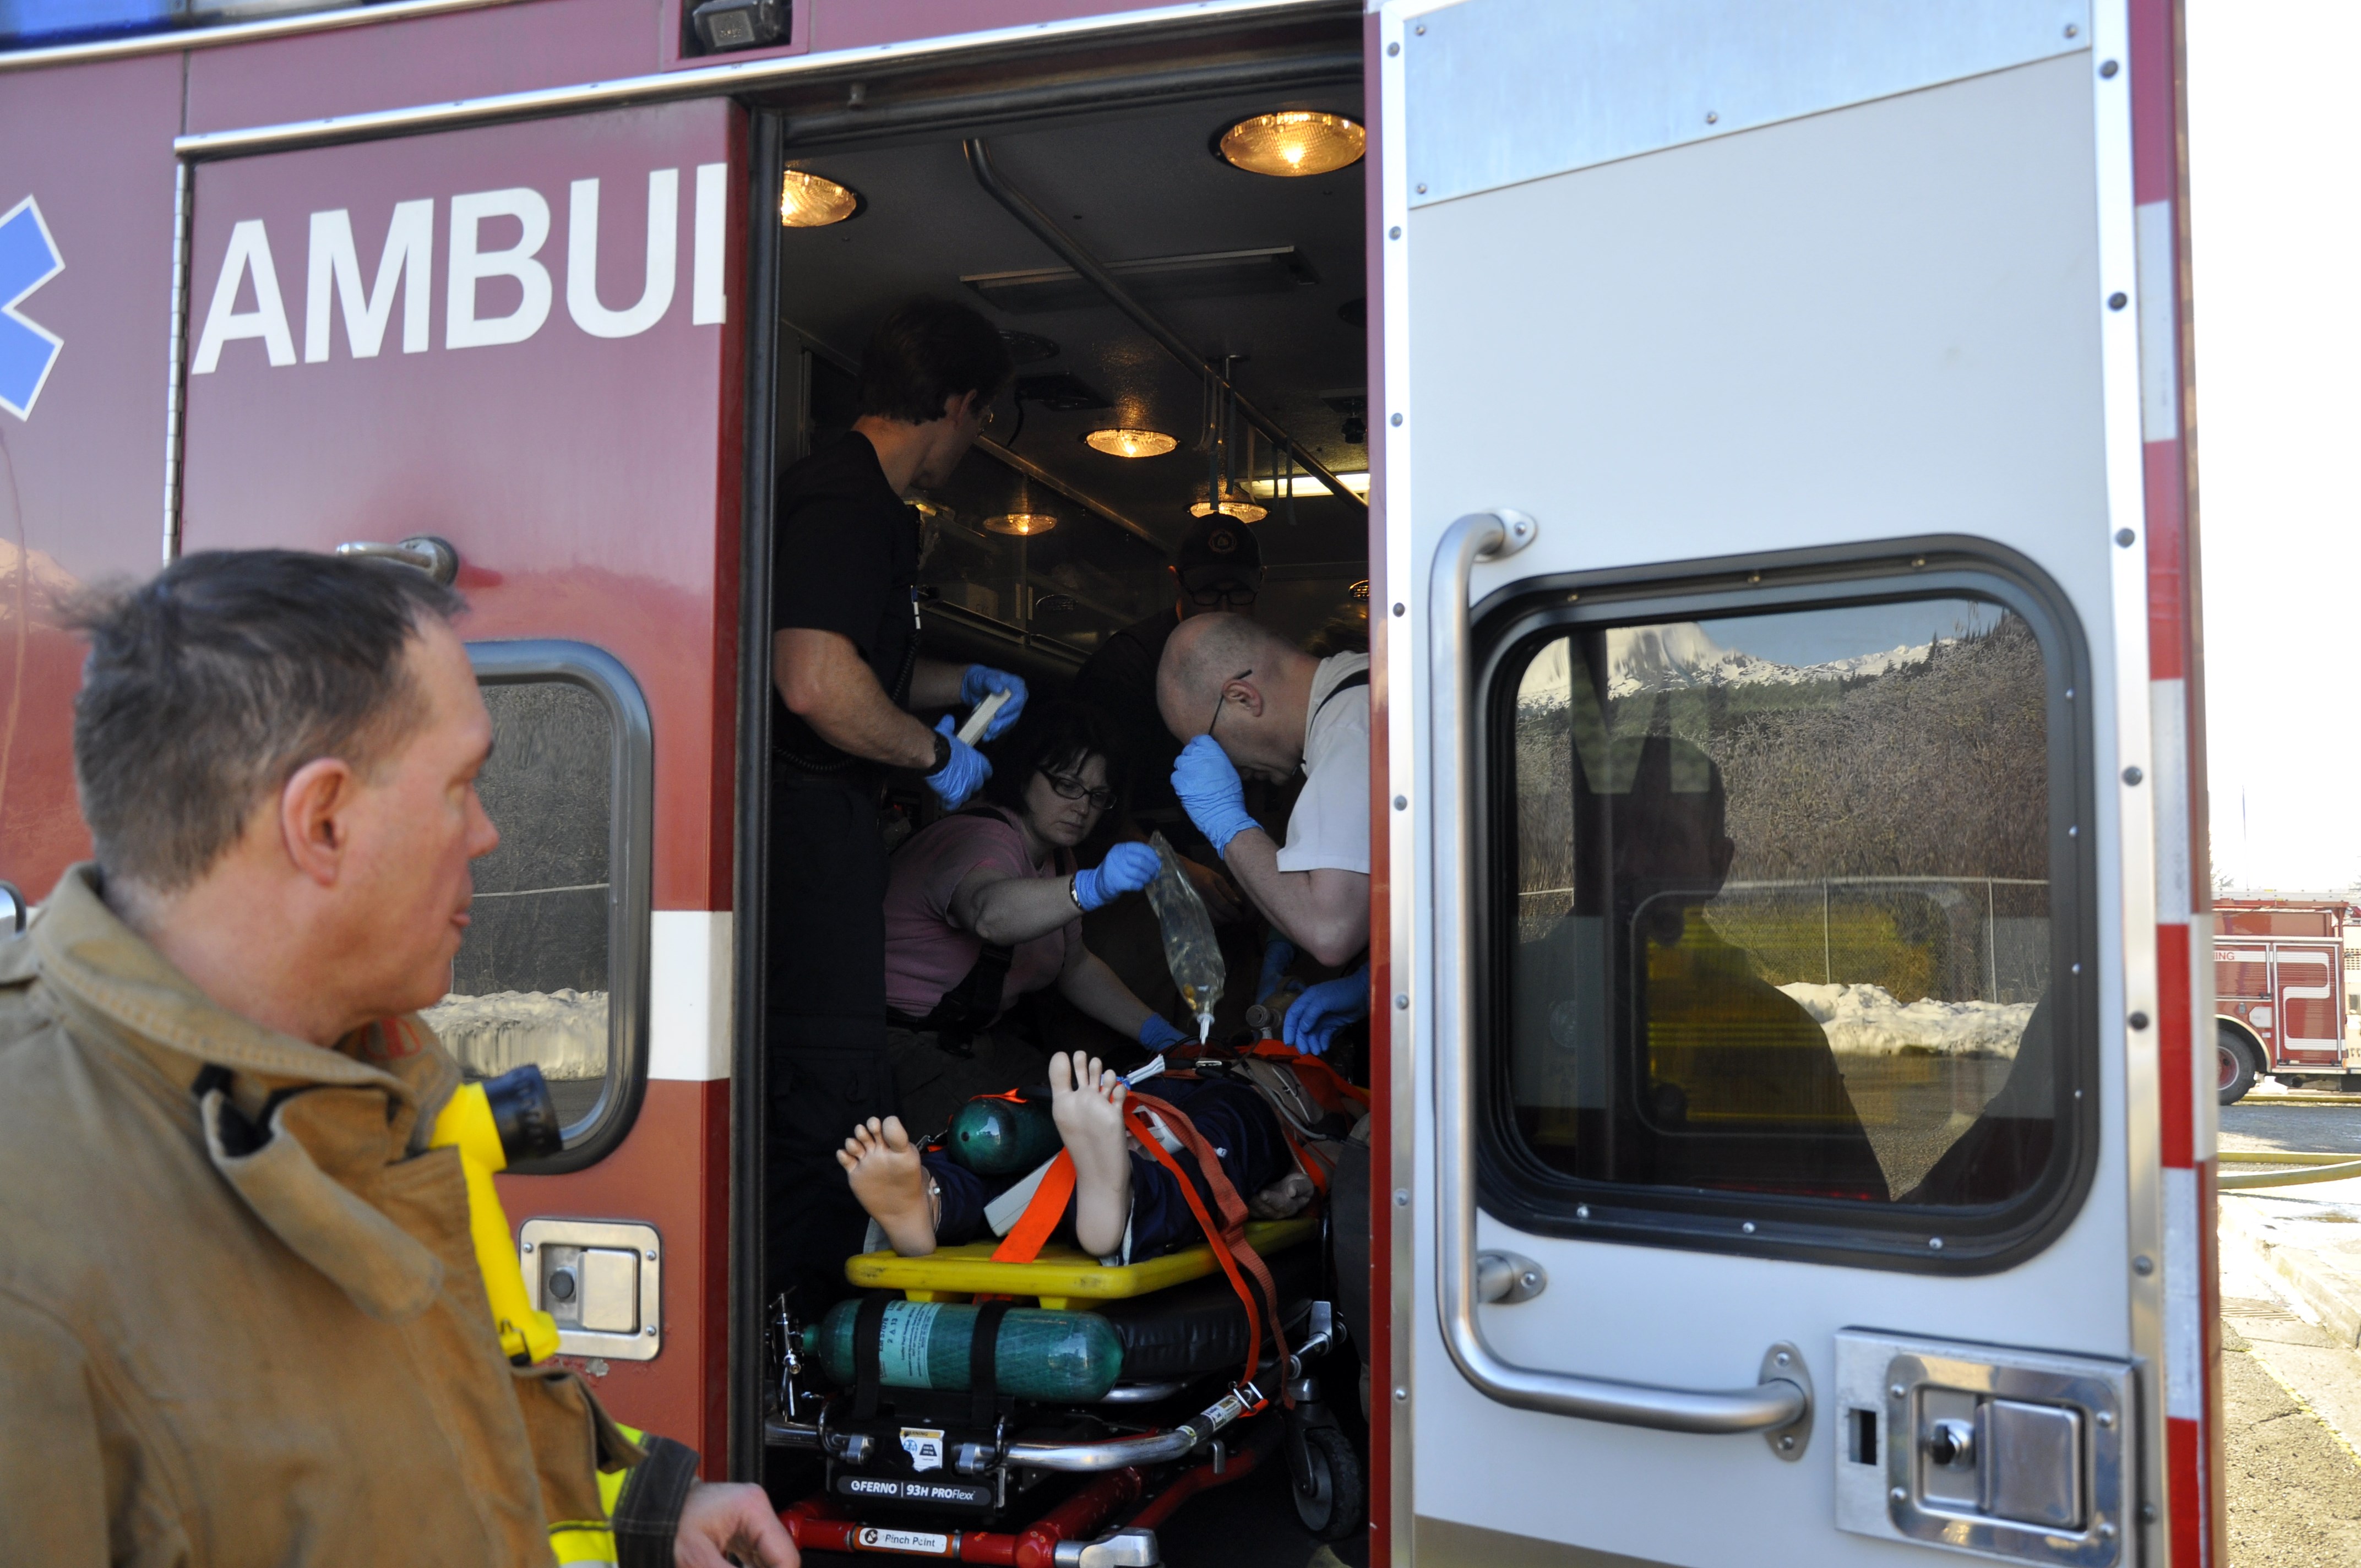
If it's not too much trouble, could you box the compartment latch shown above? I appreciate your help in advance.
[519,1218,662,1362]
[1834,1330,2132,1566]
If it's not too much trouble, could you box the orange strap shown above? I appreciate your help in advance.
[1242,1038,1371,1112]
[1125,1091,1289,1391]
[978,1093,1291,1392]
[1274,1118,1333,1195]
[989,1151,1076,1264]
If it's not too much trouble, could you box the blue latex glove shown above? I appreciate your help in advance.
[961,665,1029,740]
[1284,963,1370,1056]
[925,715,991,809]
[1074,841,1160,912]
[1172,734,1256,854]
[1137,1012,1190,1052]
[1255,936,1298,1004]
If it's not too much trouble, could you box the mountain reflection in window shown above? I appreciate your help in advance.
[1505,599,2055,1206]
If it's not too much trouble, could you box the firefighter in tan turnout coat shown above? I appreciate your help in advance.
[0,552,795,1568]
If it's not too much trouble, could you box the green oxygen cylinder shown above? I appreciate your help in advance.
[802,1299,1124,1401]
[945,1095,1061,1176]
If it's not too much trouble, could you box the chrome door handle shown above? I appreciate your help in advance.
[1428,510,1811,1442]
[335,535,459,586]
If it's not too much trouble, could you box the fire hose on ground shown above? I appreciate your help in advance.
[2218,1150,2361,1190]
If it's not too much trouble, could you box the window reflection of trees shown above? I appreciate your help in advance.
[1509,604,2057,1205]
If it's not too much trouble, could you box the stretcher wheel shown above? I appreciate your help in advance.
[1289,1423,1364,1542]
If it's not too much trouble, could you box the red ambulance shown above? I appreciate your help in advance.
[0,2,2218,1565]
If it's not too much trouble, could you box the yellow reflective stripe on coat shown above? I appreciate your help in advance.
[548,1422,642,1564]
[550,1525,618,1565]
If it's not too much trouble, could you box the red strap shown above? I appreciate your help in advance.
[1125,1092,1289,1390]
[1274,1117,1332,1195]
[990,1151,1075,1264]
[1242,1038,1371,1112]
[982,1095,1291,1392]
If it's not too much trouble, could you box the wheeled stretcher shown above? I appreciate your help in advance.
[767,1057,1366,1566]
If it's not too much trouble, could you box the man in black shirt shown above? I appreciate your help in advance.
[766,298,1022,1310]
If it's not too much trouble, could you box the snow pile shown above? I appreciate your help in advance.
[423,989,608,1081]
[1778,982,2032,1059]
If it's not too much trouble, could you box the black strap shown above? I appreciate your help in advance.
[969,1299,1012,1426]
[852,1295,890,1419]
[903,944,1013,1054]
[1312,668,1369,723]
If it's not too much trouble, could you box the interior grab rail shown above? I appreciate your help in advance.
[1429,509,1810,1435]
[962,138,1368,515]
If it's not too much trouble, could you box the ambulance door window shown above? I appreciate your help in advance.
[1491,578,2089,1264]
[432,642,652,1169]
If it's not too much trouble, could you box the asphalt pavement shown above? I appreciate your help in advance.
[2223,1090,2361,1564]
[2224,1095,2361,1156]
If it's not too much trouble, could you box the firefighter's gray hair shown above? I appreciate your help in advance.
[69,549,465,895]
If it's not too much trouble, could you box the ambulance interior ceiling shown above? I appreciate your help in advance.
[770,86,1370,664]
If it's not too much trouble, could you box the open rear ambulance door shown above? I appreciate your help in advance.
[173,100,748,1472]
[1377,3,2212,1565]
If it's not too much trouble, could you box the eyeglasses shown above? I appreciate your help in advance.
[1207,668,1253,739]
[1040,770,1117,811]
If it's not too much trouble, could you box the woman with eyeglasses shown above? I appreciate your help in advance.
[878,700,1193,1134]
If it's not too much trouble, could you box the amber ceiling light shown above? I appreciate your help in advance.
[983,513,1058,536]
[1216,111,1366,177]
[1084,428,1179,459]
[1189,496,1268,525]
[780,169,861,227]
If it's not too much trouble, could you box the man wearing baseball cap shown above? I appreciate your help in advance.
[1072,514,1265,851]
[1062,518,1263,1044]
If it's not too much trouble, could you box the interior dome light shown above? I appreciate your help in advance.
[1083,428,1179,458]
[1217,111,1366,178]
[1189,497,1268,525]
[780,169,861,227]
[983,513,1058,536]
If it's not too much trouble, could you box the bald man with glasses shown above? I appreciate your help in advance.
[1071,515,1265,871]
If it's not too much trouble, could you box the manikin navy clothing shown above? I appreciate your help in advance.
[921,1076,1286,1259]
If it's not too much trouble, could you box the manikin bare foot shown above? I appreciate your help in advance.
[1051,1050,1132,1257]
[836,1116,936,1257]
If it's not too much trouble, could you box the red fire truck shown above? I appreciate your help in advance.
[0,2,2216,1565]
[2214,899,2358,1103]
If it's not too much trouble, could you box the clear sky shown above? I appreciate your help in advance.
[2189,0,2361,894]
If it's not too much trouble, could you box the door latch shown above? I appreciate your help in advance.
[519,1218,661,1360]
[1834,1330,2132,1566]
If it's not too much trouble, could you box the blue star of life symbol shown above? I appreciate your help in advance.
[0,196,64,421]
